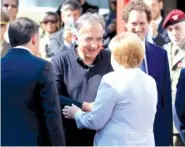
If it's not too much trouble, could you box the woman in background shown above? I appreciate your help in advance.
[39,11,60,59]
[63,32,158,146]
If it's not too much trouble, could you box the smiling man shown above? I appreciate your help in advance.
[51,13,113,146]
[122,1,172,146]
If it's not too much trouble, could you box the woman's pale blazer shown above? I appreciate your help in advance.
[75,68,157,146]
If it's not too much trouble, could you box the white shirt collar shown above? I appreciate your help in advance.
[14,46,32,54]
[142,40,146,52]
[155,16,163,27]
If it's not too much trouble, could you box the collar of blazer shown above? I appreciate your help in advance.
[13,46,33,54]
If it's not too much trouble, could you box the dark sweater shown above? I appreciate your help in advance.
[51,47,113,145]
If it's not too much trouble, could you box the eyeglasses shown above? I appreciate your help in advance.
[3,4,17,8]
[42,20,58,24]
[84,37,104,44]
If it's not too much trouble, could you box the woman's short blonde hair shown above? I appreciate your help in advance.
[109,32,144,68]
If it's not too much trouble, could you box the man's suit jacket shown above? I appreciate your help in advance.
[1,40,11,58]
[145,42,173,146]
[175,68,185,142]
[1,48,65,146]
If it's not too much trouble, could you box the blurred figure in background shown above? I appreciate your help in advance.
[39,12,60,59]
[144,0,170,47]
[103,0,117,48]
[76,0,99,14]
[49,0,81,57]
[2,0,19,43]
[0,9,11,58]
[2,0,18,21]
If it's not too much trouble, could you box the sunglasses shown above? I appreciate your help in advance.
[3,4,17,8]
[42,20,58,24]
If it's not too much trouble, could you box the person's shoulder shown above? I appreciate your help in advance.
[32,55,50,66]
[163,42,173,50]
[51,48,74,62]
[50,28,63,40]
[101,49,111,57]
[147,41,167,54]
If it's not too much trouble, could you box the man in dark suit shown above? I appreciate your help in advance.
[1,17,65,146]
[175,68,185,144]
[122,1,172,146]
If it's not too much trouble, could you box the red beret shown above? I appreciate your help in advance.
[162,9,185,29]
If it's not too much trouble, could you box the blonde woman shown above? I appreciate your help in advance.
[63,32,157,146]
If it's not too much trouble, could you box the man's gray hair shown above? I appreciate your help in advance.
[75,13,105,32]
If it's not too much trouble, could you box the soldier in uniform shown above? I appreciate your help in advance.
[163,9,185,100]
[162,9,185,146]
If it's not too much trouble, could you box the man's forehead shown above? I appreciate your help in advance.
[3,0,17,4]
[128,10,148,21]
[167,21,185,29]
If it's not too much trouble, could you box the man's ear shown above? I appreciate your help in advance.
[31,34,38,45]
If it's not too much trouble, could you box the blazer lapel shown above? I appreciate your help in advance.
[145,42,155,76]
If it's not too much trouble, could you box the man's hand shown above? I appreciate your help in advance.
[63,27,73,44]
[62,104,81,119]
[82,102,92,112]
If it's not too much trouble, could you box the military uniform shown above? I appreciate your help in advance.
[162,9,185,146]
[164,42,185,101]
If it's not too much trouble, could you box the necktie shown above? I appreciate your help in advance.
[140,58,147,73]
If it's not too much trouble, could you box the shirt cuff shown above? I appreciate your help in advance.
[74,110,84,129]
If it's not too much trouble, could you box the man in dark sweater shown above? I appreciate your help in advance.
[52,13,113,146]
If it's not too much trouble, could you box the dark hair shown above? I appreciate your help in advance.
[40,11,60,23]
[56,0,81,23]
[122,0,151,23]
[8,17,39,47]
[61,0,81,12]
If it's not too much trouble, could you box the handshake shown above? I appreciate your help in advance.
[62,102,92,119]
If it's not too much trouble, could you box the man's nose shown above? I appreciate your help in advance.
[135,25,142,32]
